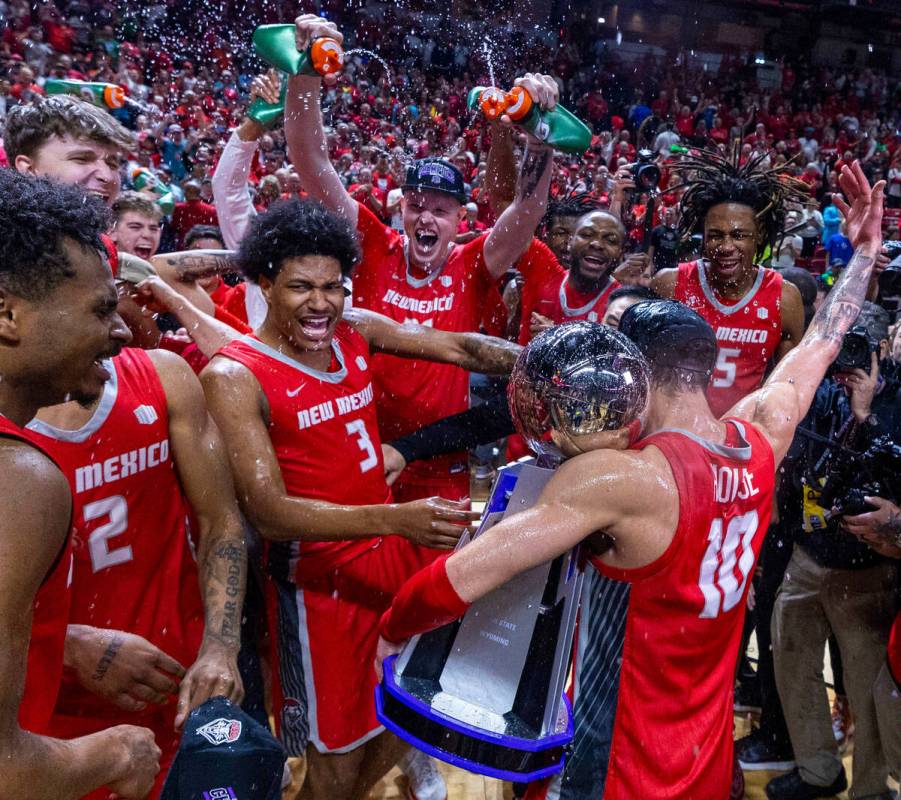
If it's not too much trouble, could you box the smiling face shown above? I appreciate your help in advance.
[17,134,122,205]
[112,210,162,260]
[703,202,761,288]
[259,255,346,363]
[569,211,625,292]
[544,214,581,263]
[402,189,464,272]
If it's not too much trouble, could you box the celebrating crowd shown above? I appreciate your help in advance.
[0,2,900,800]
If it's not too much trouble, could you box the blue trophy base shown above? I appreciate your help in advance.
[376,655,573,783]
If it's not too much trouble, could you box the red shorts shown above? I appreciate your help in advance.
[391,467,470,505]
[47,702,180,799]
[267,535,435,754]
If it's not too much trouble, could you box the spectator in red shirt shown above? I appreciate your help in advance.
[456,202,487,243]
[171,180,219,249]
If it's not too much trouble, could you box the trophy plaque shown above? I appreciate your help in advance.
[376,459,581,781]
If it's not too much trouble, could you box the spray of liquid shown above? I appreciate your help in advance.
[343,48,393,85]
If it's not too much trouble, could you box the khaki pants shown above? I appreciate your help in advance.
[772,545,896,799]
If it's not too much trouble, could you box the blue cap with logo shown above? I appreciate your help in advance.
[402,157,467,203]
[161,697,286,800]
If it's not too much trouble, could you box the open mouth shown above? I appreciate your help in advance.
[414,230,439,253]
[581,253,611,272]
[298,315,331,340]
[133,246,153,260]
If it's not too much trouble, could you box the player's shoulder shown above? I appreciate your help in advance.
[553,445,673,497]
[0,438,70,510]
[651,265,680,297]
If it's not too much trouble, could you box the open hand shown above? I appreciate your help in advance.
[832,161,885,250]
[249,69,282,105]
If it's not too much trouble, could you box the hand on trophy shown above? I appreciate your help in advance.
[374,635,403,682]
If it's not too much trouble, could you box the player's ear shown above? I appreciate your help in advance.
[13,154,36,176]
[258,275,274,305]
[0,289,23,345]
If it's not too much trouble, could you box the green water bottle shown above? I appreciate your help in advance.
[467,85,592,154]
[45,78,127,110]
[131,169,175,215]
[252,25,344,77]
[247,78,288,129]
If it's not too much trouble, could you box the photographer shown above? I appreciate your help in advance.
[768,302,901,800]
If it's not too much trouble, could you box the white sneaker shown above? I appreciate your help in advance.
[399,749,447,800]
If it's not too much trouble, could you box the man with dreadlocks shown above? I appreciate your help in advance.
[648,149,807,416]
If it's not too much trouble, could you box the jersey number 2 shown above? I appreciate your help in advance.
[698,510,758,618]
[346,419,379,473]
[83,495,133,572]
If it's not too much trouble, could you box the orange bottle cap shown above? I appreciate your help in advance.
[311,38,345,76]
[505,86,533,122]
[103,85,126,109]
[478,87,509,121]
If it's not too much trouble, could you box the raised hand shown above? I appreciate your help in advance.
[832,160,885,250]
[249,69,282,105]
[293,12,343,53]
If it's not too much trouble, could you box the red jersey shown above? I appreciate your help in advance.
[27,349,204,722]
[520,271,619,344]
[217,324,391,584]
[353,202,493,482]
[594,419,774,799]
[0,417,72,734]
[674,260,783,417]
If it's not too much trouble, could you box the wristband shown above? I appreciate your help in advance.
[379,553,470,644]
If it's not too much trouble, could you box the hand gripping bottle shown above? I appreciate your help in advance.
[467,85,592,154]
[249,25,344,128]
[44,78,127,110]
[131,169,175,215]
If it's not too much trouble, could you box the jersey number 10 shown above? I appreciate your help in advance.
[697,510,758,619]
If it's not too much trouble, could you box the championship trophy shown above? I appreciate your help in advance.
[377,323,651,781]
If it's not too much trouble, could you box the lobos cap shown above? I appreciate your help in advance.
[619,299,717,377]
[161,697,286,800]
[402,158,467,203]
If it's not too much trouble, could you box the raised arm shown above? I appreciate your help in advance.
[344,306,521,374]
[148,350,247,727]
[482,74,559,279]
[0,445,159,799]
[733,162,885,462]
[284,15,358,226]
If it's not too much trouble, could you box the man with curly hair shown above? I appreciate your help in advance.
[0,169,158,798]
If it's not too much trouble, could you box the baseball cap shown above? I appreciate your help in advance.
[161,697,286,800]
[402,158,466,203]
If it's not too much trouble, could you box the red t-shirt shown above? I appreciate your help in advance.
[171,199,219,249]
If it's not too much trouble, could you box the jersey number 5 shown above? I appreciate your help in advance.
[346,419,379,473]
[83,495,133,572]
[712,347,740,388]
[698,510,758,619]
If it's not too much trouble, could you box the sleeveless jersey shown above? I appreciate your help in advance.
[27,348,203,718]
[593,419,775,799]
[522,272,620,340]
[353,202,494,481]
[674,260,783,416]
[0,416,73,734]
[217,323,391,584]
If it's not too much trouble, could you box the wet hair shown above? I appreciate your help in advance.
[112,191,162,223]
[541,193,601,233]
[0,170,111,301]
[670,148,808,261]
[608,285,658,304]
[3,95,135,161]
[237,199,360,284]
[185,225,225,249]
[619,299,717,391]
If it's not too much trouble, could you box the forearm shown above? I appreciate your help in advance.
[152,291,239,357]
[211,130,259,250]
[152,250,238,282]
[196,514,247,653]
[485,123,517,214]
[457,332,522,374]
[390,391,514,464]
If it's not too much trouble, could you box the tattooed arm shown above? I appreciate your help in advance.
[151,250,238,283]
[731,162,885,464]
[345,307,522,374]
[483,73,559,279]
[146,350,247,727]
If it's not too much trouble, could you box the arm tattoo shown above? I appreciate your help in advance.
[461,333,522,374]
[91,633,125,681]
[202,539,246,650]
[518,147,551,202]
[809,250,875,345]
[164,250,238,282]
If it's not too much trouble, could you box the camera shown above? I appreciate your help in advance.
[819,435,901,516]
[630,149,661,192]
[878,240,901,298]
[831,324,879,373]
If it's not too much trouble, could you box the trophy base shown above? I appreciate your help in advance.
[376,656,573,782]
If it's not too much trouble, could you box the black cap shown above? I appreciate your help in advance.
[619,299,717,377]
[161,697,286,800]
[402,158,466,203]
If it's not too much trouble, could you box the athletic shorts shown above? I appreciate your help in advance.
[391,468,471,506]
[267,535,436,755]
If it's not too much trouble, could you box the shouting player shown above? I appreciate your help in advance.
[28,344,247,798]
[0,170,159,797]
[377,162,884,799]
[201,200,521,799]
[285,14,557,508]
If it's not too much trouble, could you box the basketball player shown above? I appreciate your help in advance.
[620,150,807,416]
[201,199,521,799]
[0,170,159,797]
[378,162,884,799]
[285,14,557,507]
[29,342,247,799]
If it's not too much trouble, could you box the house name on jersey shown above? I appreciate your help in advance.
[75,439,170,494]
[297,382,374,431]
[715,326,769,344]
[711,464,760,504]
[382,288,454,316]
